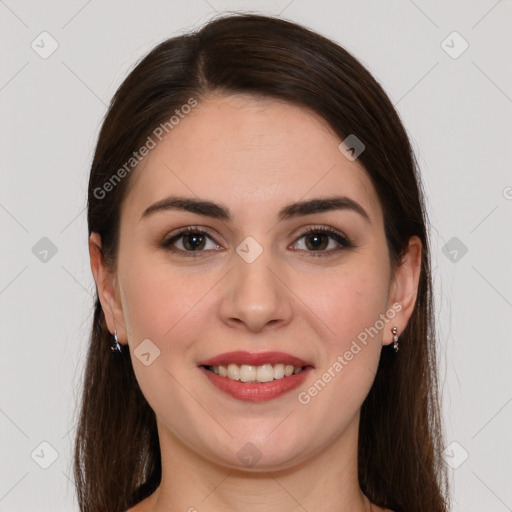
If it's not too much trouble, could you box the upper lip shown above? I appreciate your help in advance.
[198,351,313,368]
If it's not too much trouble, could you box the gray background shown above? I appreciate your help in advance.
[1,1,511,510]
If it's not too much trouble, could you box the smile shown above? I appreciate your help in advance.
[204,363,306,383]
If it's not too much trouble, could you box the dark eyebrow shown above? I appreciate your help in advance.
[140,195,371,224]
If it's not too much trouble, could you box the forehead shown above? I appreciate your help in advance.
[121,94,383,228]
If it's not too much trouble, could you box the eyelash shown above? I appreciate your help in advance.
[161,225,354,258]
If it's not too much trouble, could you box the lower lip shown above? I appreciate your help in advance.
[199,366,313,402]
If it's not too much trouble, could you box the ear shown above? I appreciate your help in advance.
[384,235,422,346]
[89,232,128,345]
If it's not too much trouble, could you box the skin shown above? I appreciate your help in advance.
[89,93,421,512]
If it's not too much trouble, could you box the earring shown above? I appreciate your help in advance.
[392,326,399,353]
[111,328,122,353]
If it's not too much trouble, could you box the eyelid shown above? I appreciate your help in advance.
[162,224,354,256]
[290,224,353,254]
[293,224,351,244]
[163,225,223,254]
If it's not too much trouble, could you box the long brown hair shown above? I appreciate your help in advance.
[75,13,450,512]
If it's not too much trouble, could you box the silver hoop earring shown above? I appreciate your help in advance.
[392,326,399,353]
[111,328,122,353]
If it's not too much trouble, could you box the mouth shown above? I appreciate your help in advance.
[198,350,314,378]
[201,362,312,383]
[197,351,314,402]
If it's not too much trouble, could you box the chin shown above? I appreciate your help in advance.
[205,438,309,472]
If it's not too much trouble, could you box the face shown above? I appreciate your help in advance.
[91,93,420,471]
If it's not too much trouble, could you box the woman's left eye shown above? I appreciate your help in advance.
[162,226,353,257]
[291,227,353,255]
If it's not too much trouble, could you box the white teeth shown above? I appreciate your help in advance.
[273,363,285,379]
[209,363,305,383]
[227,363,240,381]
[257,364,274,382]
[239,365,256,382]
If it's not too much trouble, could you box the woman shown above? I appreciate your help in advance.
[75,13,450,512]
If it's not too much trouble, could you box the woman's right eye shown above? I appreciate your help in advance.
[162,227,222,256]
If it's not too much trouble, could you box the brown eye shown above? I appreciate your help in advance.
[291,226,353,256]
[304,232,329,251]
[181,232,207,251]
[162,227,222,256]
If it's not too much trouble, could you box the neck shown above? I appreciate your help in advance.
[146,413,374,512]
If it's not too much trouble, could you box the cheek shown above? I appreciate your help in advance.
[119,255,204,348]
[118,258,208,414]
[300,260,389,347]
[294,263,389,425]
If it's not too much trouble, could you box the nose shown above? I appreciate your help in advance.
[219,247,294,333]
